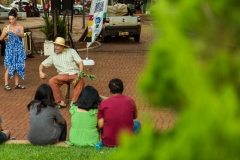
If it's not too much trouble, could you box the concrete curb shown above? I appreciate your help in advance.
[5,140,69,147]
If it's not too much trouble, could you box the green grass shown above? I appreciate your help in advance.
[0,144,118,160]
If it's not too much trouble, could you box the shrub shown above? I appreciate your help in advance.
[107,0,240,159]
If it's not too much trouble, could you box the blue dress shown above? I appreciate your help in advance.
[4,29,26,79]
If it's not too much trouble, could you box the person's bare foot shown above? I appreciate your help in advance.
[57,101,66,109]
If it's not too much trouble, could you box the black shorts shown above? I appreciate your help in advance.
[0,132,7,144]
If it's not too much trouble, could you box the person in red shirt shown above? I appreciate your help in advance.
[98,78,141,147]
[24,4,31,17]
[45,1,51,12]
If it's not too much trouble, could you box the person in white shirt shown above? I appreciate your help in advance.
[39,37,84,108]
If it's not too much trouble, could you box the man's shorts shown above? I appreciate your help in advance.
[0,131,7,144]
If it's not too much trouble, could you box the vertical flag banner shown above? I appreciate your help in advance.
[87,0,108,48]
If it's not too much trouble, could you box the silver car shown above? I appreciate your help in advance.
[73,4,83,15]
[0,4,11,12]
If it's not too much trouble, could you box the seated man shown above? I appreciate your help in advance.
[39,37,84,108]
[0,117,11,144]
[98,78,141,147]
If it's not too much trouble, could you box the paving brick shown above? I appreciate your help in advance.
[0,15,177,140]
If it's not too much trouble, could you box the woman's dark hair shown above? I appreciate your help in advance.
[74,86,101,111]
[27,84,56,115]
[8,9,17,18]
[108,78,124,94]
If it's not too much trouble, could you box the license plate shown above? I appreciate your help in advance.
[119,32,129,36]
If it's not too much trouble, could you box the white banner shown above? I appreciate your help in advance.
[86,0,108,48]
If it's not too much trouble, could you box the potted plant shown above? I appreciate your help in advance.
[40,16,54,40]
[40,15,67,41]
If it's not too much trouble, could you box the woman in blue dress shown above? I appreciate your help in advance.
[0,9,26,91]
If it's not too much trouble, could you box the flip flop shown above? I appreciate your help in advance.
[15,84,25,89]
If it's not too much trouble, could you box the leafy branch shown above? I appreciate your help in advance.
[73,68,96,84]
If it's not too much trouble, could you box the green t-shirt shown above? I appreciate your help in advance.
[66,104,99,146]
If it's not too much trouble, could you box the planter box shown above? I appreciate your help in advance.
[0,12,26,19]
[18,12,26,19]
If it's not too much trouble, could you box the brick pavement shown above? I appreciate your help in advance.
[0,15,177,140]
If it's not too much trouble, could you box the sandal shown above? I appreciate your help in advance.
[15,84,25,89]
[4,84,11,91]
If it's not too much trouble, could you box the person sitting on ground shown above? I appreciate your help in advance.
[0,116,11,144]
[27,84,67,145]
[39,37,84,109]
[66,86,102,146]
[98,78,141,147]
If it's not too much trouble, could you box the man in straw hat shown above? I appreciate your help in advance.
[39,37,84,108]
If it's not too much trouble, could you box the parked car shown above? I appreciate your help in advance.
[0,4,11,12]
[9,0,42,12]
[49,4,83,15]
[37,4,43,12]
[73,4,83,15]
[9,0,29,11]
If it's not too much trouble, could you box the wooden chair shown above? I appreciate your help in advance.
[64,83,71,106]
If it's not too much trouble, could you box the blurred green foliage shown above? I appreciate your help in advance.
[40,16,54,40]
[40,16,67,40]
[106,0,240,159]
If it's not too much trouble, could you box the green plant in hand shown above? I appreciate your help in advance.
[78,71,96,81]
[73,68,96,84]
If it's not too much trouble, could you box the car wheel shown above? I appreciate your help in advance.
[134,35,140,42]
[74,9,80,15]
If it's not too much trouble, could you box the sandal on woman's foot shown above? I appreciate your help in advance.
[15,84,25,89]
[4,84,11,91]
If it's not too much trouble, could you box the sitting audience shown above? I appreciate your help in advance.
[27,84,67,145]
[0,116,11,144]
[66,86,101,146]
[98,78,141,147]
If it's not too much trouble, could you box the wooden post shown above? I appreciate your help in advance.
[53,9,58,38]
[82,4,86,29]
[71,10,73,33]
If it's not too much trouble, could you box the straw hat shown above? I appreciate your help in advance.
[53,37,69,48]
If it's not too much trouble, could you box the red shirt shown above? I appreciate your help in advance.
[98,94,137,147]
[24,5,30,12]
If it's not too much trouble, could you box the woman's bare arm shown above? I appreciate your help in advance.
[15,24,24,38]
